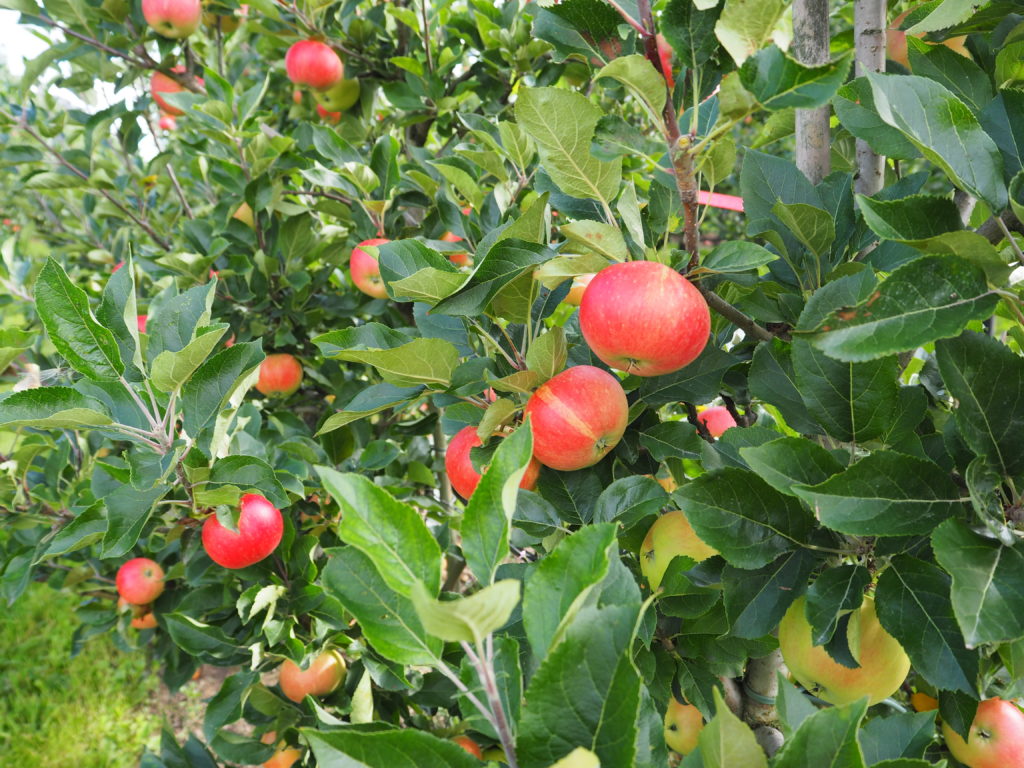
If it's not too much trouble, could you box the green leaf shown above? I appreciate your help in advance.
[698,687,768,768]
[771,202,836,259]
[430,159,484,211]
[776,674,818,734]
[146,281,216,362]
[321,546,442,666]
[723,550,815,639]
[935,331,1024,478]
[101,483,170,558]
[864,72,1007,211]
[904,0,985,35]
[833,79,922,161]
[433,239,555,317]
[662,0,722,69]
[805,255,999,362]
[150,324,228,394]
[95,258,142,376]
[181,341,264,437]
[856,194,962,244]
[515,87,621,207]
[526,328,568,383]
[700,241,778,274]
[592,476,669,528]
[875,555,978,696]
[412,579,520,644]
[333,338,460,389]
[388,268,466,304]
[932,519,1024,648]
[804,565,871,646]
[303,727,480,768]
[905,38,993,113]
[748,339,819,434]
[0,387,112,430]
[316,383,423,435]
[559,221,628,262]
[639,345,739,406]
[522,523,618,659]
[34,258,124,381]
[714,0,787,66]
[596,55,666,126]
[318,469,442,598]
[859,711,940,763]
[773,698,868,768]
[38,504,106,560]
[206,455,289,509]
[163,614,243,662]
[793,452,963,536]
[639,421,702,461]
[739,437,843,496]
[462,423,534,586]
[739,46,852,110]
[673,468,814,569]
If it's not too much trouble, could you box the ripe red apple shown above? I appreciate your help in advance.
[157,114,176,131]
[151,69,186,116]
[440,231,471,265]
[656,34,675,90]
[523,365,628,471]
[279,650,347,702]
[350,238,390,299]
[285,40,343,91]
[142,0,201,38]
[664,697,704,755]
[453,735,483,759]
[640,510,718,591]
[579,261,710,377]
[202,493,284,569]
[136,314,148,334]
[444,426,542,499]
[316,103,341,124]
[564,273,595,307]
[292,88,303,104]
[697,406,736,438]
[116,557,165,605]
[943,698,1024,768]
[256,353,303,397]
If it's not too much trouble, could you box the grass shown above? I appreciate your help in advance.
[0,583,164,767]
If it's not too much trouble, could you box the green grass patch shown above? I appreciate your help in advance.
[0,583,163,767]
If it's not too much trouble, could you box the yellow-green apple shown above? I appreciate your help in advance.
[256,353,303,397]
[664,696,704,755]
[942,698,1024,768]
[453,735,484,758]
[523,365,628,471]
[564,273,594,307]
[778,596,910,706]
[579,261,710,376]
[285,40,343,91]
[202,493,284,569]
[232,201,254,227]
[444,426,542,499]
[116,557,165,604]
[314,78,360,111]
[279,650,347,702]
[656,34,675,90]
[697,406,736,438]
[142,0,201,38]
[640,510,718,591]
[349,238,390,299]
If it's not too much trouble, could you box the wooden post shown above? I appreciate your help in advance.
[793,0,832,184]
[854,0,886,195]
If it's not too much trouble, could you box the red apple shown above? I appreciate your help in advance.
[523,365,628,471]
[256,353,303,397]
[263,746,303,768]
[316,103,341,124]
[116,557,165,605]
[112,261,125,273]
[697,406,736,438]
[279,650,347,702]
[142,0,201,38]
[285,40,343,91]
[350,237,390,299]
[579,261,710,377]
[136,314,148,334]
[202,493,284,569]
[132,611,158,630]
[444,426,542,500]
[453,735,483,759]
[564,273,595,307]
[664,697,704,755]
[158,114,176,131]
[292,88,303,104]
[656,34,675,91]
[151,67,203,115]
[943,698,1024,768]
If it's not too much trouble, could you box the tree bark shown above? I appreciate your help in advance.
[792,0,832,184]
[854,0,886,195]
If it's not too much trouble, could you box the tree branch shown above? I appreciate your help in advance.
[793,0,832,184]
[853,0,886,195]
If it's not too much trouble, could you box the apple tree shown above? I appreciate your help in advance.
[2,0,1024,766]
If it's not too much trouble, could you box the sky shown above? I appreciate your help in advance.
[1,11,50,76]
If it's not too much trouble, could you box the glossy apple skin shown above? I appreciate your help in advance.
[151,69,186,115]
[640,510,718,591]
[453,735,484,759]
[444,426,542,500]
[523,365,628,471]
[263,747,303,768]
[279,650,347,702]
[116,557,165,605]
[350,238,390,299]
[158,114,176,130]
[664,697,703,755]
[779,596,910,706]
[314,78,360,111]
[943,698,1024,768]
[142,0,201,38]
[285,40,343,91]
[579,261,710,377]
[131,611,158,630]
[202,493,284,569]
[136,315,148,334]
[698,406,737,438]
[256,353,303,397]
[564,273,595,307]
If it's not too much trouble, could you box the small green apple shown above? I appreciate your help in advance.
[639,510,718,591]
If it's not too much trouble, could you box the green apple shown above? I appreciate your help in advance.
[640,510,718,591]
[942,698,1024,768]
[314,78,360,112]
[664,696,704,755]
[778,595,910,706]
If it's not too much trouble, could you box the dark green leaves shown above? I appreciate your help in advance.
[304,727,480,768]
[739,46,852,110]
[662,0,721,69]
[804,565,871,646]
[856,194,963,243]
[181,341,264,437]
[433,239,555,317]
[722,550,815,639]
[773,698,868,768]
[35,258,123,381]
[739,437,843,496]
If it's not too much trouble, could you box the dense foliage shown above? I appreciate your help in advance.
[2,0,1024,766]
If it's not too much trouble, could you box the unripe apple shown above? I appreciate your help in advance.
[314,78,360,111]
[452,735,484,759]
[564,273,594,307]
[158,114,177,131]
[232,201,254,228]
[656,33,675,90]
[279,649,347,702]
[142,0,202,38]
[444,426,542,500]
[664,697,704,755]
[697,406,736,438]
[116,557,165,605]
[201,493,284,569]
[263,746,303,768]
[136,314,148,334]
[779,596,911,706]
[942,698,1024,768]
[579,261,710,377]
[285,40,343,91]
[316,103,341,124]
[523,365,628,471]
[349,238,390,299]
[640,510,718,591]
[256,353,303,397]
